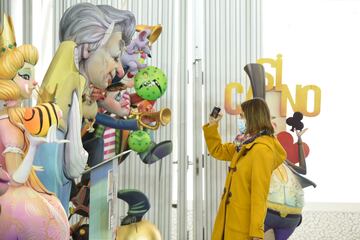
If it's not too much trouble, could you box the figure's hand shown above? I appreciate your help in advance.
[123,78,135,88]
[32,165,44,172]
[137,100,155,113]
[26,133,47,147]
[45,125,70,144]
[90,84,106,101]
[18,123,47,147]
[209,113,223,126]
[296,128,308,137]
[26,125,69,147]
[120,92,131,108]
[126,79,135,88]
[118,91,131,116]
[235,133,250,143]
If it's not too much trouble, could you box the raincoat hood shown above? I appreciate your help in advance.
[243,134,287,169]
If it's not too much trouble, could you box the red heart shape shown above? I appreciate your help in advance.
[276,131,310,164]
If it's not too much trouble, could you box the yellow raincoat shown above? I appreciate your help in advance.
[203,123,286,240]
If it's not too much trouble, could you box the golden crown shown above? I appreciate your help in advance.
[0,14,16,57]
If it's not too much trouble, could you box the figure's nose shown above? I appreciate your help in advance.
[32,80,38,86]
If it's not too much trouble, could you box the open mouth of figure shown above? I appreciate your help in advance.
[0,173,10,184]
[138,79,162,93]
[0,181,9,190]
[0,178,10,184]
[0,170,10,195]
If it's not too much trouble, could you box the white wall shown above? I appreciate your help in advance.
[263,0,360,203]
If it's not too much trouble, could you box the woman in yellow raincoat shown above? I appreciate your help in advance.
[203,98,286,240]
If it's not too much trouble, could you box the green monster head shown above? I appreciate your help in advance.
[134,66,167,101]
[128,130,152,153]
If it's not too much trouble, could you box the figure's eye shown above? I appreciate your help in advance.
[18,73,30,80]
[115,92,121,101]
[113,56,119,62]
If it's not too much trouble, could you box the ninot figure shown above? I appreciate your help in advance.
[34,3,136,210]
[264,112,316,240]
[240,64,316,240]
[121,29,152,77]
[0,14,69,239]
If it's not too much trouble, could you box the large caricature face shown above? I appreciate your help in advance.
[84,32,125,89]
[99,91,122,114]
[13,62,37,99]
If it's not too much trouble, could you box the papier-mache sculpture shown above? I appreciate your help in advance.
[238,63,316,240]
[0,14,69,239]
[34,3,136,210]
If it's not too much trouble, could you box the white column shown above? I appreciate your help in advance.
[201,0,262,239]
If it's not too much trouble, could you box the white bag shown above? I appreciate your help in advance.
[64,91,88,178]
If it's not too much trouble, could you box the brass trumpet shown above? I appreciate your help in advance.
[134,108,171,130]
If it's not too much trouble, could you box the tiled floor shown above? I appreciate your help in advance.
[171,208,360,240]
[289,211,360,240]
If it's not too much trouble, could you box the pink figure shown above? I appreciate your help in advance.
[0,111,70,240]
[0,17,69,236]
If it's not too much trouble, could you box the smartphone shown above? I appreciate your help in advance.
[210,107,221,118]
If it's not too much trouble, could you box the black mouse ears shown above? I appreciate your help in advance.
[286,112,304,132]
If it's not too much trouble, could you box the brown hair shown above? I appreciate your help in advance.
[241,97,274,135]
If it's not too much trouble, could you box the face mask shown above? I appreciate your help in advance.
[237,118,247,134]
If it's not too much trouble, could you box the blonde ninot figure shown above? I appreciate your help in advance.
[0,14,69,239]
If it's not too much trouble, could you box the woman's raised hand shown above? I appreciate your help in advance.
[209,113,223,126]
